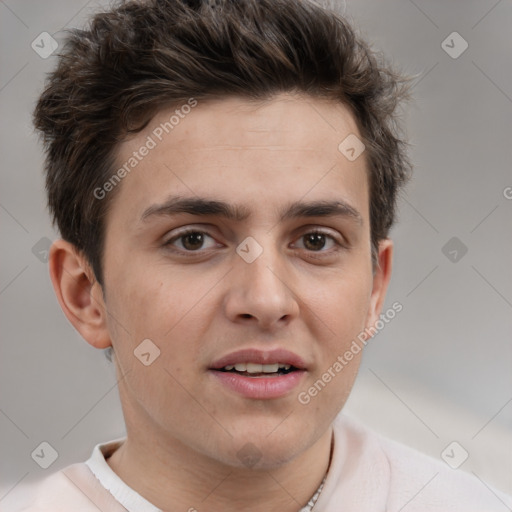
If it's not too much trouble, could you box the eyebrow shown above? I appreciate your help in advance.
[140,195,363,225]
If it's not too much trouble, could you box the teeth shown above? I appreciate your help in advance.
[246,363,263,373]
[223,363,292,373]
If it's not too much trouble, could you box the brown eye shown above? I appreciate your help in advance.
[181,232,205,250]
[303,233,327,251]
[294,231,338,252]
[165,230,218,251]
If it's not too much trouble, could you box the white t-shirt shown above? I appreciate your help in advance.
[11,415,512,511]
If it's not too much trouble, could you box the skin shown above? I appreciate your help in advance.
[50,92,393,511]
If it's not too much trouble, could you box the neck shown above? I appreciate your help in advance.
[107,421,332,512]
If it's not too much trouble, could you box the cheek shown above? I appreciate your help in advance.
[107,260,200,336]
[105,270,208,417]
[318,270,371,398]
[105,262,220,384]
[308,265,373,339]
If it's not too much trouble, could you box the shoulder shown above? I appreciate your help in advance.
[329,415,512,512]
[9,462,126,512]
[379,433,511,511]
[9,463,97,512]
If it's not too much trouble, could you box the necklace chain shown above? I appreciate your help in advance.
[298,475,326,512]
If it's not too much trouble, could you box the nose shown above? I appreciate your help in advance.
[223,242,299,331]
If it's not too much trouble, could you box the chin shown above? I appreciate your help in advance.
[218,443,304,471]
[213,420,315,470]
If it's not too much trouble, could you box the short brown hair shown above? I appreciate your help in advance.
[34,0,412,285]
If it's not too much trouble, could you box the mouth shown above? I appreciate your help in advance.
[216,362,297,377]
[209,349,307,399]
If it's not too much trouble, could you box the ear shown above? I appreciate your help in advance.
[49,239,111,349]
[364,238,393,333]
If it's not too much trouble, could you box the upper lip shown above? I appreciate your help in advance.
[210,348,307,370]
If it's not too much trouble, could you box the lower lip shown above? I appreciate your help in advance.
[209,370,306,399]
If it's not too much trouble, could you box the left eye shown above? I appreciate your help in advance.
[166,231,218,251]
[293,232,338,251]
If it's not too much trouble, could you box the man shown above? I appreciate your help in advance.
[18,0,511,510]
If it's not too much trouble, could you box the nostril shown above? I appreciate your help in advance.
[240,313,253,319]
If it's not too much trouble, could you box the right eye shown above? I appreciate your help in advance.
[163,229,220,252]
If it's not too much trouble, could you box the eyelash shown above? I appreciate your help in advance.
[162,228,345,257]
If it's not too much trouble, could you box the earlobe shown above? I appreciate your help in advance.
[365,239,393,334]
[49,239,111,349]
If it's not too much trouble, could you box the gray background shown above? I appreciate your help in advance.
[1,0,511,507]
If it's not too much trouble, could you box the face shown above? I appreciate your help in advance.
[99,93,388,469]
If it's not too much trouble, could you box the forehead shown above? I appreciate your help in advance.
[144,94,362,157]
[109,93,369,227]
